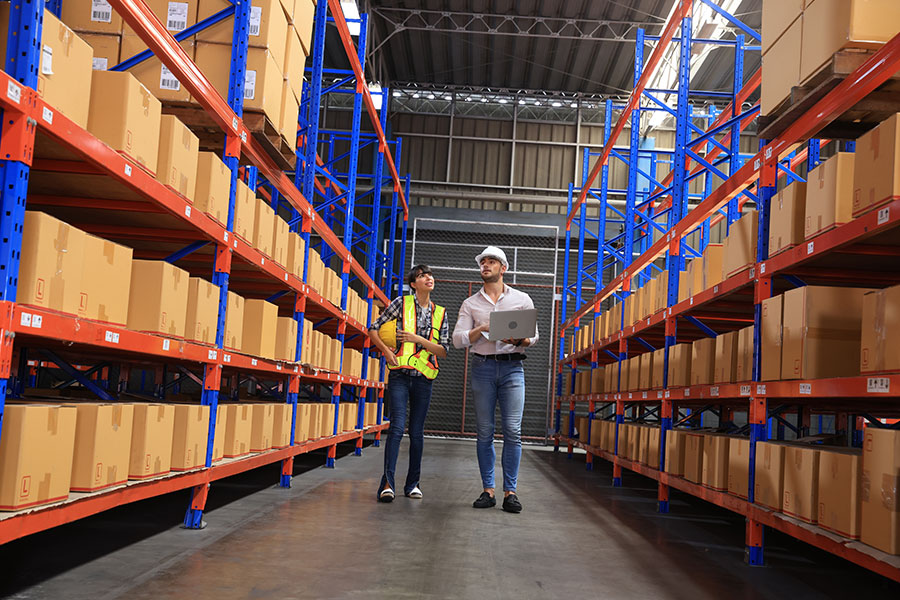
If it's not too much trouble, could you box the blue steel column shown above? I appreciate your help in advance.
[302,0,328,201]
[727,34,745,231]
[185,0,251,528]
[0,0,45,441]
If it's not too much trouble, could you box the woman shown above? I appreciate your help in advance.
[368,264,449,502]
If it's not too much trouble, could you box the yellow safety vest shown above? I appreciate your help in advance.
[387,295,445,380]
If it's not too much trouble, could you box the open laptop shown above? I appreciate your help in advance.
[488,309,537,342]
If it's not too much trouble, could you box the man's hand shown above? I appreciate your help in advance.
[384,349,399,367]
[502,338,527,347]
[396,330,425,345]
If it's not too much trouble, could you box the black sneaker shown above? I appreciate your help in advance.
[472,491,496,509]
[502,494,522,513]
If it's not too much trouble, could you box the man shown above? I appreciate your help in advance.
[452,246,538,513]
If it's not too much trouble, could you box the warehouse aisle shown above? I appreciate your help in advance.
[2,439,898,599]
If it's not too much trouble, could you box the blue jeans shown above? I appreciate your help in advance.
[379,371,433,495]
[472,355,525,492]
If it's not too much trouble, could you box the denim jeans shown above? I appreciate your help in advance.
[379,370,433,495]
[471,355,525,492]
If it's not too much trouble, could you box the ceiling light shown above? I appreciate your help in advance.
[552,102,562,108]
[570,102,578,108]
[498,98,507,104]
[412,93,419,98]
[518,99,525,105]
[445,95,453,101]
[392,91,401,97]
[368,83,383,110]
[427,94,435,99]
[480,97,487,102]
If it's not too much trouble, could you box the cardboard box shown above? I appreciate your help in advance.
[320,403,336,437]
[616,422,629,457]
[279,82,299,145]
[233,179,257,242]
[69,403,133,492]
[691,337,716,385]
[156,114,199,201]
[860,428,900,554]
[683,433,704,483]
[781,286,871,379]
[651,348,665,389]
[185,277,219,344]
[272,212,290,267]
[223,403,252,457]
[249,403,274,452]
[727,437,750,498]
[714,330,738,384]
[783,444,820,523]
[755,441,785,511]
[655,270,669,313]
[80,32,120,71]
[88,70,162,173]
[295,403,311,442]
[242,299,278,359]
[667,343,692,387]
[18,211,86,314]
[853,113,900,217]
[0,404,77,510]
[119,34,194,102]
[735,326,754,382]
[761,0,803,55]
[801,0,900,84]
[861,285,900,373]
[194,151,232,225]
[590,366,604,393]
[818,447,862,539]
[60,0,124,34]
[294,0,315,54]
[638,352,653,390]
[806,153,854,239]
[224,291,244,350]
[702,434,730,491]
[722,210,758,278]
[121,0,201,44]
[702,244,724,291]
[761,16,802,116]
[769,182,808,256]
[129,404,175,480]
[577,417,589,441]
[253,198,276,257]
[283,27,305,98]
[126,260,190,337]
[194,43,282,120]
[275,316,298,362]
[647,427,660,469]
[637,425,649,464]
[628,424,641,461]
[171,404,209,471]
[212,403,227,462]
[80,234,132,325]
[761,294,783,381]
[197,0,289,69]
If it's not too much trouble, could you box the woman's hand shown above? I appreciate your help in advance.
[396,330,425,345]
[384,349,399,367]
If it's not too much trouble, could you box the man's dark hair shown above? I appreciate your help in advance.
[407,264,433,286]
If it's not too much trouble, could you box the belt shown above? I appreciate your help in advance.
[475,353,526,361]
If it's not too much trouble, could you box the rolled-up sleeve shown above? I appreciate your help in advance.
[452,298,473,349]
[369,297,402,331]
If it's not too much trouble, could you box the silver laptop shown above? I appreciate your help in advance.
[488,309,537,342]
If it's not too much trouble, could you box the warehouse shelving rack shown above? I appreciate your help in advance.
[553,0,900,583]
[0,0,407,542]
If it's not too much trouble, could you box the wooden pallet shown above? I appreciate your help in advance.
[161,104,296,171]
[758,49,900,141]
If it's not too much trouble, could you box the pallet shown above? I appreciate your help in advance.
[161,104,296,171]
[759,49,900,141]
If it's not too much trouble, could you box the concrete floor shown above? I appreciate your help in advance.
[1,438,899,599]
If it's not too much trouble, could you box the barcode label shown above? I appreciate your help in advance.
[249,6,262,36]
[807,241,814,255]
[160,65,181,91]
[757,384,767,395]
[244,70,257,100]
[642,391,647,399]
[224,354,231,363]
[710,386,719,397]
[42,107,53,123]
[740,384,751,396]
[104,331,120,344]
[20,313,31,327]
[684,388,690,397]
[163,339,171,351]
[877,207,890,225]
[799,383,812,395]
[32,315,42,328]
[867,377,890,393]
[166,1,189,31]
[7,81,21,103]
[91,0,113,23]
[760,263,766,274]
[251,359,258,366]
[41,45,53,75]
[124,164,132,176]
[208,350,217,360]
[92,57,108,71]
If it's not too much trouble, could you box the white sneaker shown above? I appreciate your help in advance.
[406,486,423,499]
[378,488,395,503]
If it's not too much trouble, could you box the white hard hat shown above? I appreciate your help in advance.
[475,246,508,268]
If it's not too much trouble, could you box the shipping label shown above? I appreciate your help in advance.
[167,2,189,31]
[91,0,113,23]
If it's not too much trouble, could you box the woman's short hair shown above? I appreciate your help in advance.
[407,264,433,286]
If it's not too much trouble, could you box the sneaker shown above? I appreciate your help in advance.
[378,488,395,503]
[502,493,522,513]
[406,486,423,499]
[472,491,496,509]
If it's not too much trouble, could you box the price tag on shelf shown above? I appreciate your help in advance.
[799,383,812,395]
[185,205,191,218]
[684,388,690,398]
[42,107,53,124]
[7,80,21,104]
[223,232,229,242]
[104,330,120,344]
[665,390,670,398]
[867,377,890,393]
[749,267,755,278]
[261,257,265,265]
[628,393,633,399]
[690,297,693,306]
[642,391,647,399]
[756,384,767,395]
[162,339,170,351]
[710,386,719,397]
[124,164,132,177]
[657,391,663,399]
[807,241,814,255]
[740,384,751,396]
[224,354,231,363]
[276,363,283,370]
[207,350,217,360]
[31,315,42,328]
[760,263,766,274]
[19,313,31,327]
[251,358,258,366]
[714,285,719,294]
[877,207,890,225]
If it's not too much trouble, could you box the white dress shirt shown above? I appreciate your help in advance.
[452,284,539,354]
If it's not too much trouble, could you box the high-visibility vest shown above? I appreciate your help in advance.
[387,295,445,380]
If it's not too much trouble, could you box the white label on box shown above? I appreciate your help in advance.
[184,205,191,218]
[799,383,812,395]
[92,57,108,71]
[20,312,31,327]
[42,107,53,124]
[167,2,189,31]
[31,314,42,328]
[7,81,20,104]
[251,358,258,366]
[710,386,719,397]
[163,339,171,351]
[41,45,53,75]
[740,384,751,396]
[105,330,119,344]
[124,164,132,176]
[208,349,217,360]
[807,241,814,255]
[867,377,890,393]
[878,207,890,225]
[757,384,767,395]
[91,0,113,23]
[160,65,181,91]
[244,70,257,100]
[249,6,262,36]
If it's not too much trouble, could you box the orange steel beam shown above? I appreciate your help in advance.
[566,0,691,227]
[564,31,900,330]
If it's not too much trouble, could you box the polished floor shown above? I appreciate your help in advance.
[1,438,898,599]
